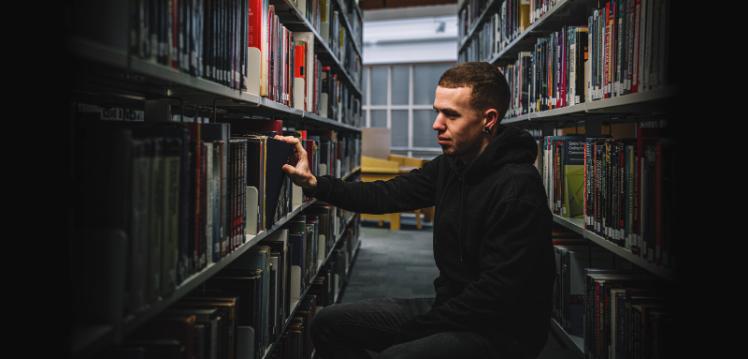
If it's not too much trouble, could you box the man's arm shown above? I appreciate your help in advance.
[276,135,437,213]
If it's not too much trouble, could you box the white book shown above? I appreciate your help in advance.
[236,326,255,359]
[291,183,303,210]
[245,186,259,235]
[318,234,327,269]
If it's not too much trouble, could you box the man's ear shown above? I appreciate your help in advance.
[483,108,499,131]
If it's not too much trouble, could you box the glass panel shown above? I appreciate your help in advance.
[370,110,386,128]
[413,110,439,148]
[371,66,388,105]
[413,63,454,105]
[391,65,409,105]
[391,110,408,147]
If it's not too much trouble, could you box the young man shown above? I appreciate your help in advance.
[275,62,554,359]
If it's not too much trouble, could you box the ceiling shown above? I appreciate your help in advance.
[359,0,457,11]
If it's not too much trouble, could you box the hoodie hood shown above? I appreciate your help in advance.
[451,125,538,181]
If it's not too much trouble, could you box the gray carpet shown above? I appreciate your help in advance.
[341,225,580,359]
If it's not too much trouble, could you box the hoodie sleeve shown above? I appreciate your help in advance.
[398,193,553,340]
[303,157,439,214]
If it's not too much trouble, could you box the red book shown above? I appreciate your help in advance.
[248,0,262,48]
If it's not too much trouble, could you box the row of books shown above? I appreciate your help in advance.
[98,216,360,359]
[295,0,362,84]
[584,270,670,359]
[459,0,564,47]
[499,26,589,116]
[528,0,561,24]
[120,0,361,119]
[587,0,670,100]
[536,129,675,268]
[461,0,670,116]
[458,0,492,41]
[270,216,361,359]
[340,0,363,54]
[458,0,533,62]
[71,110,362,329]
[552,230,672,359]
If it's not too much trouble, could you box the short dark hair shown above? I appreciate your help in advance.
[438,62,511,123]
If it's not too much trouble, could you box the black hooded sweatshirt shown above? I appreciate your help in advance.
[305,125,555,359]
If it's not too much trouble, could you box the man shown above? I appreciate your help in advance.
[275,62,555,359]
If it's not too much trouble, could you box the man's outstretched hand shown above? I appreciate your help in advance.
[274,135,318,190]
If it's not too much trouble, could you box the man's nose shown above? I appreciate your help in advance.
[433,114,446,131]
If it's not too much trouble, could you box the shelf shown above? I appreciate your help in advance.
[72,199,317,358]
[71,325,115,358]
[336,239,362,304]
[552,215,674,281]
[583,86,678,114]
[261,214,361,359]
[336,214,357,241]
[342,166,361,180]
[550,319,585,358]
[501,87,678,124]
[302,111,362,132]
[334,0,363,57]
[486,0,580,64]
[70,37,361,133]
[276,0,362,97]
[122,200,317,332]
[458,0,499,52]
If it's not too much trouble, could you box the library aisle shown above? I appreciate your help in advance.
[67,0,682,358]
[342,225,578,359]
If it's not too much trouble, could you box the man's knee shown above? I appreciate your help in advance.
[309,304,346,341]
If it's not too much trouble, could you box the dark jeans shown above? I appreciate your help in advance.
[310,297,512,359]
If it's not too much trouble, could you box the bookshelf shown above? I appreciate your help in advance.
[488,0,584,64]
[550,318,585,357]
[502,86,677,124]
[458,0,500,51]
[258,212,361,359]
[457,0,676,358]
[68,0,365,358]
[275,0,363,96]
[69,36,361,134]
[552,215,674,280]
[73,198,315,357]
[333,0,363,56]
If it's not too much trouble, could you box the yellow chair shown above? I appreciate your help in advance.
[360,155,434,230]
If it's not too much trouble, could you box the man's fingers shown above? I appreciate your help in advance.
[274,135,298,145]
[281,164,296,176]
[274,135,306,159]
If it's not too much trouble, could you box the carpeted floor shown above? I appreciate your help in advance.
[340,225,580,359]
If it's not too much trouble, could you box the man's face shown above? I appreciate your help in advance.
[432,86,484,157]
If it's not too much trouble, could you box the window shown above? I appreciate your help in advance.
[363,62,454,158]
